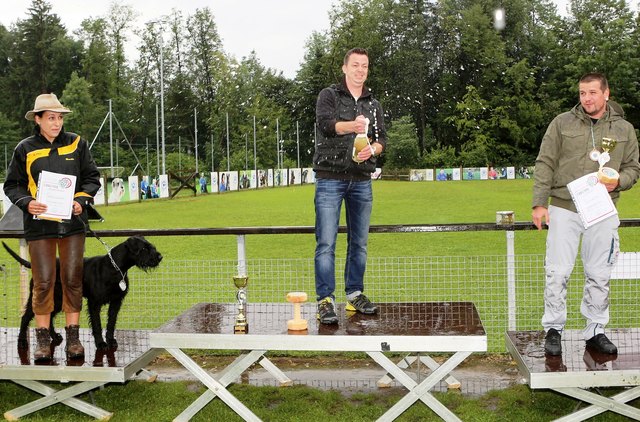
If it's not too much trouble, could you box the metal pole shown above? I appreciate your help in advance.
[109,99,114,177]
[226,112,230,171]
[211,134,214,172]
[194,107,198,174]
[156,103,160,176]
[296,121,300,168]
[159,32,166,175]
[253,116,257,172]
[146,137,149,176]
[237,235,247,277]
[245,133,248,170]
[276,118,280,170]
[506,228,516,330]
[497,211,517,331]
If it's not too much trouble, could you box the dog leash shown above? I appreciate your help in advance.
[78,215,128,292]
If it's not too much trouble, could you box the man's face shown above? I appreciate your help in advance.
[342,53,369,88]
[579,80,609,119]
[35,111,65,142]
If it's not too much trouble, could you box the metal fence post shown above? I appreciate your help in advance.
[497,211,516,331]
[237,235,247,277]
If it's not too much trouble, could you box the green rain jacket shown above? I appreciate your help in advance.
[532,101,640,212]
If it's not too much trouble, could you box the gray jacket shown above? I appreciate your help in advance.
[533,101,640,212]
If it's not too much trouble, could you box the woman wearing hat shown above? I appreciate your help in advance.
[4,93,101,362]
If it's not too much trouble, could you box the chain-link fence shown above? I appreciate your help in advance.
[2,227,639,352]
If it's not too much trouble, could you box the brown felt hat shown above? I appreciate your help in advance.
[25,93,72,121]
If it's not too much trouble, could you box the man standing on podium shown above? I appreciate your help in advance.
[313,47,386,325]
[532,73,639,356]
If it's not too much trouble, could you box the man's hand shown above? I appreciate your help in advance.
[336,115,368,135]
[532,206,549,230]
[353,115,367,134]
[602,180,619,192]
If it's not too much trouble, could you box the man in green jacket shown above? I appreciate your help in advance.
[532,73,640,356]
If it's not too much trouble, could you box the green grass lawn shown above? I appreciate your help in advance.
[0,377,637,421]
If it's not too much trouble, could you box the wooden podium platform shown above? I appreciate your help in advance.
[506,329,640,421]
[151,301,487,421]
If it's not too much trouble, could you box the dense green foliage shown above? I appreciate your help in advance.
[0,0,639,180]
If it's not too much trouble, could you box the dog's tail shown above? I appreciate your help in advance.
[2,241,31,268]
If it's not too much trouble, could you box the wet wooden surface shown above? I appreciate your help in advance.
[155,302,486,337]
[0,328,150,369]
[507,329,640,374]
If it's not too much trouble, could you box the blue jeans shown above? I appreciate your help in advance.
[314,178,373,301]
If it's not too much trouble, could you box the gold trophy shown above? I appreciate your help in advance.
[597,137,619,184]
[233,276,249,334]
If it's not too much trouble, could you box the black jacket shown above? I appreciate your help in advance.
[4,130,101,240]
[314,80,386,179]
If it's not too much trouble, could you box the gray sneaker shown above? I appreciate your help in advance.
[346,294,378,315]
[317,297,339,325]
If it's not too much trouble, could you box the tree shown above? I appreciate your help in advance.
[7,0,80,134]
[0,112,21,179]
[384,116,420,169]
[60,72,96,139]
[77,17,112,105]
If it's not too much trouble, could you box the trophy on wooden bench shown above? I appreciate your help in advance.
[233,276,249,334]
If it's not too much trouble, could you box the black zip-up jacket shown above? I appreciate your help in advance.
[314,79,386,180]
[4,130,101,240]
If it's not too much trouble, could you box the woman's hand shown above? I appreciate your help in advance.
[72,201,83,216]
[27,200,47,216]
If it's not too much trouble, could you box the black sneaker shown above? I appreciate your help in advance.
[317,297,338,325]
[346,294,378,315]
[544,328,562,356]
[586,333,618,354]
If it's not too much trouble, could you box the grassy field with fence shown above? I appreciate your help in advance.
[2,179,639,352]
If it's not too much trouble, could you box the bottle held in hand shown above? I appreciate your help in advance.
[352,117,370,163]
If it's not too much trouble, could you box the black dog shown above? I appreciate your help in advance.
[3,236,162,350]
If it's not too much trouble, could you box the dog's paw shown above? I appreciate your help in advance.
[106,337,118,349]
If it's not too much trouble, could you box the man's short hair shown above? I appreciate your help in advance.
[344,48,369,65]
[580,72,609,92]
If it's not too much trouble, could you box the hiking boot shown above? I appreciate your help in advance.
[65,325,85,359]
[586,333,618,355]
[34,327,52,362]
[544,328,562,356]
[346,294,378,315]
[317,297,339,325]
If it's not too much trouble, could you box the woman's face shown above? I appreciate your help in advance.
[35,111,64,142]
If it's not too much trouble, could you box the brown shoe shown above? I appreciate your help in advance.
[65,325,85,359]
[34,327,52,362]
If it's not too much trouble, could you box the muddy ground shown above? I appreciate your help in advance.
[146,353,525,396]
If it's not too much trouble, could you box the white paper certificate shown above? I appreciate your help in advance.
[35,170,77,221]
[566,172,617,229]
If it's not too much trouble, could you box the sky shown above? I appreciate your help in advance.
[1,0,339,79]
[1,0,626,79]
